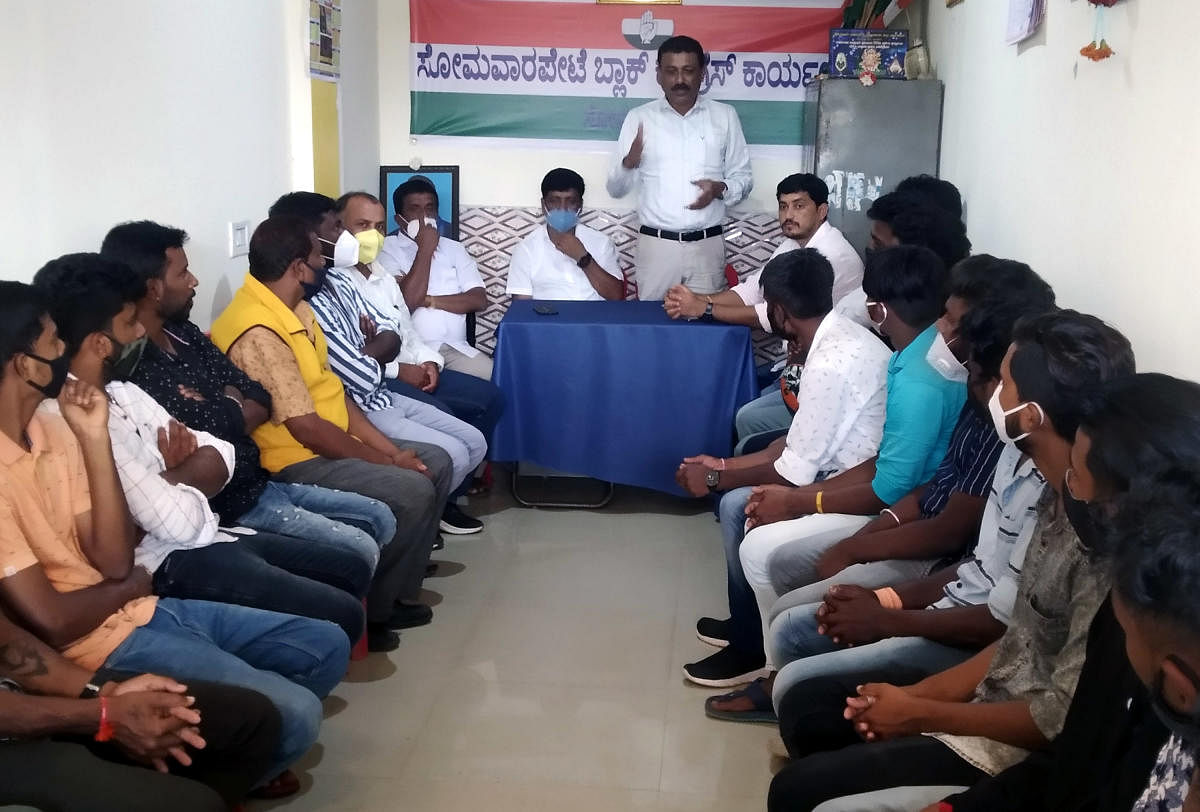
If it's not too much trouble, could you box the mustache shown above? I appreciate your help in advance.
[672,83,690,91]
[781,221,799,228]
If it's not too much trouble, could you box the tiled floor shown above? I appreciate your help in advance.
[254,477,779,811]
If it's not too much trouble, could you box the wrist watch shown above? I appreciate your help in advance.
[703,300,714,319]
[577,252,593,269]
[704,469,721,490]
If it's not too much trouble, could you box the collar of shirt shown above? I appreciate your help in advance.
[655,95,709,119]
[0,414,46,466]
[888,323,938,376]
[243,272,307,337]
[804,310,842,363]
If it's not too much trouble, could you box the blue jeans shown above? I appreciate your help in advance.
[152,531,369,643]
[387,371,504,497]
[734,388,792,451]
[769,602,975,709]
[719,487,764,656]
[103,598,349,782]
[236,481,395,573]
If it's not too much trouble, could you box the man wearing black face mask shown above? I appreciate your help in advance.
[32,253,373,650]
[674,249,891,690]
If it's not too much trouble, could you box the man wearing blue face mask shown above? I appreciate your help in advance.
[506,169,623,302]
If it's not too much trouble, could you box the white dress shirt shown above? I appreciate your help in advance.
[732,222,865,332]
[773,312,892,486]
[43,381,237,574]
[606,97,752,232]
[377,234,487,358]
[343,260,445,374]
[506,223,622,301]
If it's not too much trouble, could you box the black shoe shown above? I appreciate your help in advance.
[682,646,768,688]
[696,617,731,648]
[366,625,401,652]
[386,603,433,630]
[432,533,445,551]
[425,562,439,578]
[439,503,484,535]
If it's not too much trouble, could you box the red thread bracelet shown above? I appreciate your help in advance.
[95,696,115,742]
[938,803,954,812]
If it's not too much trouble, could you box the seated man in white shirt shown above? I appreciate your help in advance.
[506,168,623,302]
[377,177,493,381]
[673,247,891,690]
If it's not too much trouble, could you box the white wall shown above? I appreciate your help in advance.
[340,0,382,192]
[927,0,1198,378]
[0,0,313,327]
[375,1,804,215]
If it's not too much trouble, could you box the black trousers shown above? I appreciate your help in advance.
[768,736,987,812]
[0,678,280,810]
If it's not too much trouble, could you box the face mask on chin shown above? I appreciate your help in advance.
[300,261,328,301]
[926,331,968,383]
[103,334,147,382]
[23,351,71,399]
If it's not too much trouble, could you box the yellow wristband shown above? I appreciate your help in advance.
[816,490,824,514]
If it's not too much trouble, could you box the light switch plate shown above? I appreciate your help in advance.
[228,221,250,258]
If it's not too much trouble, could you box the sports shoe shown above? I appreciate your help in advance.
[696,616,731,648]
[439,503,484,535]
[682,646,769,688]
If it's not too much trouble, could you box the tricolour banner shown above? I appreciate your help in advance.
[409,0,846,147]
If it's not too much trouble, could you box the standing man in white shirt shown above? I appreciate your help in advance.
[377,177,493,381]
[506,168,624,302]
[606,35,753,302]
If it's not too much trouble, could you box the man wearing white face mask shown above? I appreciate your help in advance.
[377,178,493,381]
[506,169,623,302]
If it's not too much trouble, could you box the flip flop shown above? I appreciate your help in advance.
[704,677,777,724]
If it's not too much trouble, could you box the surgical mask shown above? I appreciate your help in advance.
[403,216,439,239]
[103,334,147,382]
[354,229,384,265]
[926,332,968,383]
[1151,657,1200,748]
[987,382,1045,445]
[23,350,71,399]
[300,261,328,301]
[865,300,887,332]
[319,229,359,269]
[545,207,580,233]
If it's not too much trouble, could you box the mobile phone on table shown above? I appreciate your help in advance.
[533,304,559,315]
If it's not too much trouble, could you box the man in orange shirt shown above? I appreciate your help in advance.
[0,281,347,794]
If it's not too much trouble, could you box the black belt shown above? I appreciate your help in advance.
[639,225,723,242]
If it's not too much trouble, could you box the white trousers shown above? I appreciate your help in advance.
[633,232,726,300]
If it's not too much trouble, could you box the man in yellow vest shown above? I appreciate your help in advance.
[211,216,452,641]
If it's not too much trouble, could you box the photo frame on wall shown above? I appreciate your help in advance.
[379,165,460,240]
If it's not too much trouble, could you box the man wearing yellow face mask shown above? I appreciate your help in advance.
[335,192,504,496]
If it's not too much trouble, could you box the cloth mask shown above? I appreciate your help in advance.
[104,334,147,381]
[23,351,71,399]
[1151,659,1200,749]
[301,262,328,301]
[987,381,1044,445]
[354,229,384,265]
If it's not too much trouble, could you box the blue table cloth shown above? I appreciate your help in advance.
[491,299,758,496]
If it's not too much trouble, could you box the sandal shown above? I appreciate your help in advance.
[466,463,493,495]
[703,677,778,724]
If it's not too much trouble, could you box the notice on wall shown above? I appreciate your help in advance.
[408,0,845,149]
[1006,0,1046,46]
[310,0,341,80]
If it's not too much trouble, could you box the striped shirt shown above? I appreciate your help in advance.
[932,444,1046,619]
[917,404,1004,518]
[307,268,400,412]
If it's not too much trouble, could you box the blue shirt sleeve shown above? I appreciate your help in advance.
[872,378,953,504]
